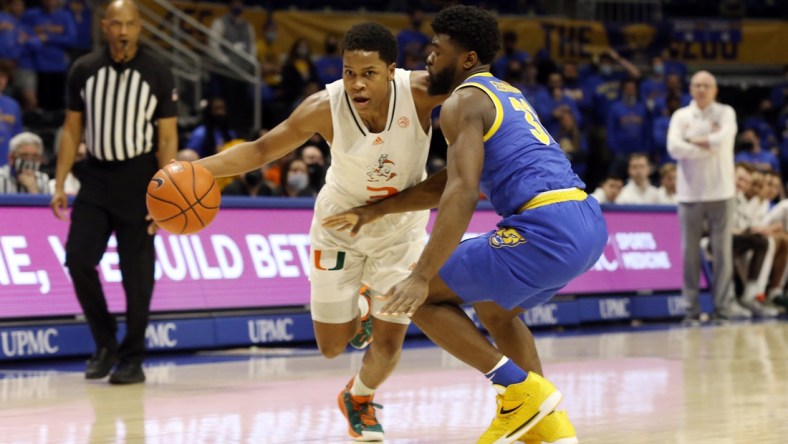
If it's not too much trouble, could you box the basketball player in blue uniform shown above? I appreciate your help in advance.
[323,6,607,443]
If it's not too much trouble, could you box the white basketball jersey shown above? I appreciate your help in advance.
[323,69,431,209]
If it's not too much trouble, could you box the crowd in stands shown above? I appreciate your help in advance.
[1,1,788,212]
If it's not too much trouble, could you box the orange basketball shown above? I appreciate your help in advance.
[146,161,221,234]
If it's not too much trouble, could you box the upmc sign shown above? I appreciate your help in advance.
[0,204,695,319]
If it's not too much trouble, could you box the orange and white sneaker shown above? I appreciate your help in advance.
[350,287,374,349]
[517,410,578,444]
[337,377,384,441]
[477,372,562,444]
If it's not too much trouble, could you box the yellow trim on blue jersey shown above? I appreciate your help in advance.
[517,188,588,213]
[456,82,503,142]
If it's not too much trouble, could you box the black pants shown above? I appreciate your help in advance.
[733,232,769,281]
[65,153,157,365]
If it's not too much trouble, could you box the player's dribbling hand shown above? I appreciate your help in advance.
[50,190,69,221]
[322,206,383,236]
[145,214,159,235]
[377,275,429,318]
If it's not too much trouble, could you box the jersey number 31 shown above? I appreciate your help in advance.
[508,97,550,145]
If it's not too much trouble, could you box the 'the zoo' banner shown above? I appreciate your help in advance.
[139,1,788,66]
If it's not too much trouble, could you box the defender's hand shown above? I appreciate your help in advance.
[377,275,429,318]
[322,205,384,237]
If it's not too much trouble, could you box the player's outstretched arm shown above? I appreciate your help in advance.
[195,91,331,178]
[322,168,447,236]
[379,88,486,317]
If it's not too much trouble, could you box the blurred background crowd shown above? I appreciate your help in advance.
[0,0,786,206]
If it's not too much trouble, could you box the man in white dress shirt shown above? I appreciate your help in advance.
[616,153,661,204]
[667,70,737,324]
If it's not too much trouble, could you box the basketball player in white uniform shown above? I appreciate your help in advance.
[196,23,445,441]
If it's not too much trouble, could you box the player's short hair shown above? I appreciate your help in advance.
[342,23,398,66]
[431,5,501,65]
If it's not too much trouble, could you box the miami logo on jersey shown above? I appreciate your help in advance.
[367,154,397,182]
[490,227,526,248]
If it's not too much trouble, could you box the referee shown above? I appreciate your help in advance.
[50,0,177,384]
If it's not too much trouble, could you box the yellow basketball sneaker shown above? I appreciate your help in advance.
[517,410,578,444]
[477,372,563,444]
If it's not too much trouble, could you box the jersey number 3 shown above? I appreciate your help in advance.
[508,97,550,145]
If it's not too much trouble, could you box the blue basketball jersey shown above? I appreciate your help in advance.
[455,73,585,217]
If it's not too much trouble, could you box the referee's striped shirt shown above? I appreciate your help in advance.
[66,45,177,162]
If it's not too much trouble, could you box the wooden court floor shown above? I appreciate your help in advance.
[1,321,786,443]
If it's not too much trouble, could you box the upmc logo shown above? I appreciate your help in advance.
[146,323,178,348]
[1,329,59,357]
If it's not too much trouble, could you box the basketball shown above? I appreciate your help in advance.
[146,161,221,234]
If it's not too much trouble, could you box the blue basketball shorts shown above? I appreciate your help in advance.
[438,197,608,310]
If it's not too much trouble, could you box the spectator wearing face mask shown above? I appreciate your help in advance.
[274,158,313,197]
[221,165,273,197]
[584,48,640,126]
[640,56,668,114]
[186,97,238,158]
[300,144,326,194]
[735,128,779,173]
[0,131,49,194]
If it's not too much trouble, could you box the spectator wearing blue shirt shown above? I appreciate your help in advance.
[652,73,691,117]
[510,61,548,109]
[65,0,92,58]
[607,79,650,176]
[492,31,529,78]
[5,0,39,111]
[22,0,76,111]
[561,61,593,115]
[186,98,238,158]
[743,98,779,150]
[0,9,21,63]
[640,56,668,114]
[587,49,640,125]
[541,72,582,136]
[735,129,780,173]
[0,64,22,165]
[396,8,429,67]
[661,47,688,80]
[652,94,682,165]
[315,33,342,86]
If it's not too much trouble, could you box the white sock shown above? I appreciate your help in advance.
[357,293,370,319]
[350,374,375,397]
[768,287,782,301]
[743,282,760,302]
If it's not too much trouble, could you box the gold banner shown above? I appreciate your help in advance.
[138,2,788,66]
